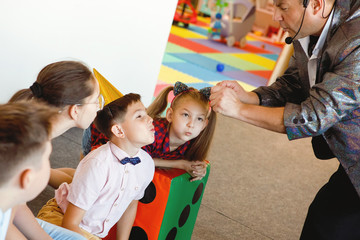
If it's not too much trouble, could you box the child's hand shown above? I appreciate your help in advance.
[177,160,207,182]
[189,161,207,182]
[182,160,196,177]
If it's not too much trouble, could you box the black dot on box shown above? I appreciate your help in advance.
[129,226,148,240]
[165,227,177,240]
[192,182,204,204]
[139,181,156,204]
[178,204,190,227]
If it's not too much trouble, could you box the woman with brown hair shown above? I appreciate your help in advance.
[8,60,101,239]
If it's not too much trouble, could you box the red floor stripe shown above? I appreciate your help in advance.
[248,70,273,80]
[193,20,209,27]
[168,34,221,53]
[153,84,176,102]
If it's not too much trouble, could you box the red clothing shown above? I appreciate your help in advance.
[142,118,191,159]
[90,118,191,159]
[91,123,107,151]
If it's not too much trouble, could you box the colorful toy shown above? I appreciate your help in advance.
[173,0,197,28]
[208,0,256,48]
[208,12,225,38]
[103,165,210,240]
[207,0,228,39]
[216,63,225,72]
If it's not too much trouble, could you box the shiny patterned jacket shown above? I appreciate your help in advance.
[253,1,360,195]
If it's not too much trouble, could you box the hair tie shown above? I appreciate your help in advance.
[172,81,212,113]
[30,82,43,98]
[173,81,189,96]
[174,81,211,101]
[199,87,211,101]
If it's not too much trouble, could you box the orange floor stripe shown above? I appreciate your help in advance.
[241,44,274,54]
[248,70,273,80]
[168,34,221,53]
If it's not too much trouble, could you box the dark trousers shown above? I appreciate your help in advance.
[300,165,360,240]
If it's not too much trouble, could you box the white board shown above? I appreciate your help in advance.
[0,0,177,106]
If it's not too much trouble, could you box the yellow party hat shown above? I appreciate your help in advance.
[93,68,123,105]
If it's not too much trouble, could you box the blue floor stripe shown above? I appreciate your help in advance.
[163,62,234,81]
[170,53,239,72]
[183,82,214,89]
[188,25,209,37]
[162,53,186,63]
[222,70,268,87]
[259,54,279,61]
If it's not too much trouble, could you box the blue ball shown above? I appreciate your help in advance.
[216,63,225,72]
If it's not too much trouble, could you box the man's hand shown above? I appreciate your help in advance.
[214,80,259,104]
[210,85,243,119]
[210,81,285,133]
[216,80,244,95]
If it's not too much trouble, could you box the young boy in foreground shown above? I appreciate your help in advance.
[0,101,85,240]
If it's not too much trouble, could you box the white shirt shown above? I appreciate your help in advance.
[55,142,154,238]
[0,208,12,240]
[298,10,334,87]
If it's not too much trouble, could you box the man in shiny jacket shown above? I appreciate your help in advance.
[210,0,360,239]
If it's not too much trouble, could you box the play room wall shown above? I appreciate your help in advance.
[0,0,177,106]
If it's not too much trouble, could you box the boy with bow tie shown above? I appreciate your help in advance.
[37,93,155,240]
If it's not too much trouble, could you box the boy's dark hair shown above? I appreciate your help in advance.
[9,61,96,108]
[0,101,57,186]
[94,93,141,138]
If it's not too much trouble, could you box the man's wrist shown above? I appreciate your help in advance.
[243,91,260,105]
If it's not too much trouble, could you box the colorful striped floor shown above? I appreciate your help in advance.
[155,16,284,96]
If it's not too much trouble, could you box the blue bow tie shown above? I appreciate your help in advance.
[120,157,141,165]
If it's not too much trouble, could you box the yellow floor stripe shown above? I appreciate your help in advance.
[209,80,256,92]
[232,53,276,70]
[245,35,257,41]
[170,25,207,39]
[196,16,211,24]
[236,81,257,91]
[158,65,204,84]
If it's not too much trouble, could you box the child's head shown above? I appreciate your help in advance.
[94,93,154,148]
[9,60,100,130]
[0,101,57,208]
[147,82,217,161]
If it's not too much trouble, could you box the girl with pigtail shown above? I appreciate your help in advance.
[90,81,217,181]
[145,81,217,180]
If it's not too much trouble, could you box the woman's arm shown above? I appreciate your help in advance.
[11,204,52,240]
[6,206,26,240]
[48,168,75,189]
[6,222,27,240]
[62,203,87,237]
